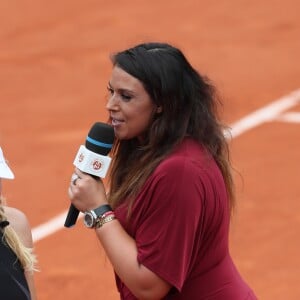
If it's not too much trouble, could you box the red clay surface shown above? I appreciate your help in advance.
[1,1,300,299]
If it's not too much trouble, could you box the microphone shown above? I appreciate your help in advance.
[64,122,115,228]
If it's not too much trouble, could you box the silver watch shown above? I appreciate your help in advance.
[83,204,112,228]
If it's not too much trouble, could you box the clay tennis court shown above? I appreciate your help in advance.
[1,1,299,299]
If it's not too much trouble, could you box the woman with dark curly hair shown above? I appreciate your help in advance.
[68,42,257,300]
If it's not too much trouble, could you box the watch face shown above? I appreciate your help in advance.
[83,212,95,228]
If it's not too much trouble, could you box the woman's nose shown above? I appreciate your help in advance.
[106,95,118,111]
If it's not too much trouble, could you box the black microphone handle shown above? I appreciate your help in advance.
[65,122,114,228]
[64,204,80,228]
[64,174,99,227]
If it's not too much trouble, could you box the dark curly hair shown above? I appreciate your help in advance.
[107,42,235,214]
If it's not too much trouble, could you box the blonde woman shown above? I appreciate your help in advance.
[0,146,37,300]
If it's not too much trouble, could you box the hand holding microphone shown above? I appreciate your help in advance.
[64,122,115,228]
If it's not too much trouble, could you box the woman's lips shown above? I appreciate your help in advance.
[111,118,124,126]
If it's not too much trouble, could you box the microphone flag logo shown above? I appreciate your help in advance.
[92,159,103,171]
[78,152,84,162]
[73,145,111,178]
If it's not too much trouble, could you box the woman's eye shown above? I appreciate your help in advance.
[121,94,132,101]
[107,86,132,101]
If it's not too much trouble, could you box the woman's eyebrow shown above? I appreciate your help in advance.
[108,81,135,94]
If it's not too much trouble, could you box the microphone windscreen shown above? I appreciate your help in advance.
[85,122,115,155]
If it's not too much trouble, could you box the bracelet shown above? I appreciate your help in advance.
[96,214,116,229]
[101,211,115,218]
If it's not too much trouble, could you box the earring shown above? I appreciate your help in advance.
[156,106,162,113]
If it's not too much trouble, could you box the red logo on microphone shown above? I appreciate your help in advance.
[78,153,84,162]
[92,159,102,170]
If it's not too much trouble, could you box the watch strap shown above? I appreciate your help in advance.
[93,204,112,218]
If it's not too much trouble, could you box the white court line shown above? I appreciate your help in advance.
[228,89,300,138]
[32,211,73,242]
[32,88,300,243]
[275,112,300,123]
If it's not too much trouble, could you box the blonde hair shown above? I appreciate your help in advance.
[0,195,37,272]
